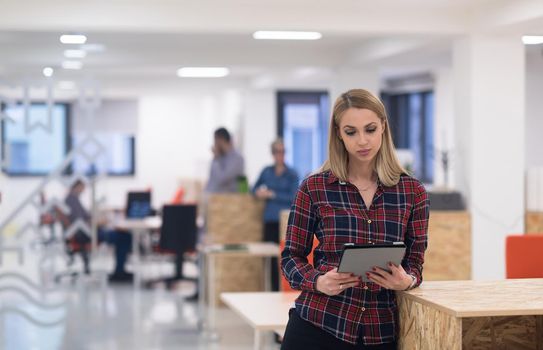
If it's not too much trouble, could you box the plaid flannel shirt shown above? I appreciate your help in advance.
[281,171,429,345]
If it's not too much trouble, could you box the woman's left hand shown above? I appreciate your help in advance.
[366,263,413,291]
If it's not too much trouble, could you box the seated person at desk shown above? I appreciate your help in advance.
[64,180,133,282]
[253,138,298,291]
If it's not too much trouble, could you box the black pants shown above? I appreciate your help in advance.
[281,309,397,350]
[264,222,279,291]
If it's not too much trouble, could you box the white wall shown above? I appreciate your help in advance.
[525,50,543,212]
[525,51,543,169]
[433,68,456,190]
[242,89,276,185]
[454,35,525,280]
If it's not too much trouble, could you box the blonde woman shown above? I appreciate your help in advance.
[281,89,429,349]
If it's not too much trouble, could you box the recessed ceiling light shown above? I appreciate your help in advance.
[177,67,230,78]
[61,60,83,70]
[60,34,87,45]
[522,35,543,45]
[42,67,54,77]
[64,49,87,58]
[253,31,322,40]
[58,81,76,90]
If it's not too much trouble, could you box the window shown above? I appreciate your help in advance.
[1,103,70,176]
[277,91,329,180]
[71,133,135,176]
[381,91,434,183]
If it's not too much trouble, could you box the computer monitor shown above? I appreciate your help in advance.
[125,191,152,218]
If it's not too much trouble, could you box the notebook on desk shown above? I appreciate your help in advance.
[221,243,248,251]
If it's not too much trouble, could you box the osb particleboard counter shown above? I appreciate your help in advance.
[206,194,265,306]
[398,279,543,350]
[526,211,543,234]
[425,211,471,281]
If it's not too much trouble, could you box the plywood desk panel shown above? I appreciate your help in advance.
[398,279,543,350]
[425,211,471,281]
[526,211,543,234]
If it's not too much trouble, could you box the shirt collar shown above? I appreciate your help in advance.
[326,170,385,190]
[326,171,340,185]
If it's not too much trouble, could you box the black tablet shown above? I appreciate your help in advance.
[337,242,406,282]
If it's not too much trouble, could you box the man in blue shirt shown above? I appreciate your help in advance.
[205,127,245,193]
[253,138,299,291]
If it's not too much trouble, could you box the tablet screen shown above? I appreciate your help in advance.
[337,242,406,282]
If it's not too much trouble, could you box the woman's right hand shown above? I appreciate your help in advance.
[316,268,361,296]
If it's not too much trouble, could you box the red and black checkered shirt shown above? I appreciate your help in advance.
[281,170,429,345]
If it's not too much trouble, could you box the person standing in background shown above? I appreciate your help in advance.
[253,138,299,291]
[205,127,245,193]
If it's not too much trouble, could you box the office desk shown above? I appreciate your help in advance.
[199,242,280,338]
[398,279,543,349]
[115,216,161,288]
[220,291,300,350]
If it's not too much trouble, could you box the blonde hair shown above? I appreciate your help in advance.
[321,89,406,187]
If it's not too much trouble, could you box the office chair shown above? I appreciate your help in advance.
[505,234,543,278]
[53,207,91,281]
[149,204,198,289]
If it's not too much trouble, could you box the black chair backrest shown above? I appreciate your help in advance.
[159,204,197,254]
[125,191,152,218]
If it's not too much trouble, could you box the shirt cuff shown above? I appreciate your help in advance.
[301,269,324,292]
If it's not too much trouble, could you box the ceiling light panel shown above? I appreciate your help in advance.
[62,60,83,70]
[522,36,543,45]
[64,49,87,58]
[253,31,322,40]
[60,34,87,44]
[177,67,230,78]
[42,67,54,77]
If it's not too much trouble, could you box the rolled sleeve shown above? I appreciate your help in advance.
[401,182,429,288]
[281,179,321,292]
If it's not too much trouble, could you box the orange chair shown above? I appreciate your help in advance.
[279,237,319,292]
[170,187,185,204]
[505,235,543,279]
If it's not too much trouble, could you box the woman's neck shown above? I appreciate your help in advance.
[348,158,376,182]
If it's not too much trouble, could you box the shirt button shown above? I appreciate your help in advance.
[361,307,366,311]
[363,285,368,290]
[367,219,372,224]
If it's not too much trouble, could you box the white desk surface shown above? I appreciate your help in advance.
[205,242,279,257]
[220,292,300,330]
[400,279,543,317]
[115,216,162,231]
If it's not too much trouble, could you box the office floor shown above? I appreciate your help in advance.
[0,243,281,350]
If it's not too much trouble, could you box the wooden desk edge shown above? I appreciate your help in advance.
[220,293,259,329]
[397,291,460,317]
[398,291,543,318]
[220,292,299,330]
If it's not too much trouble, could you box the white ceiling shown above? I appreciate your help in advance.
[0,0,542,96]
